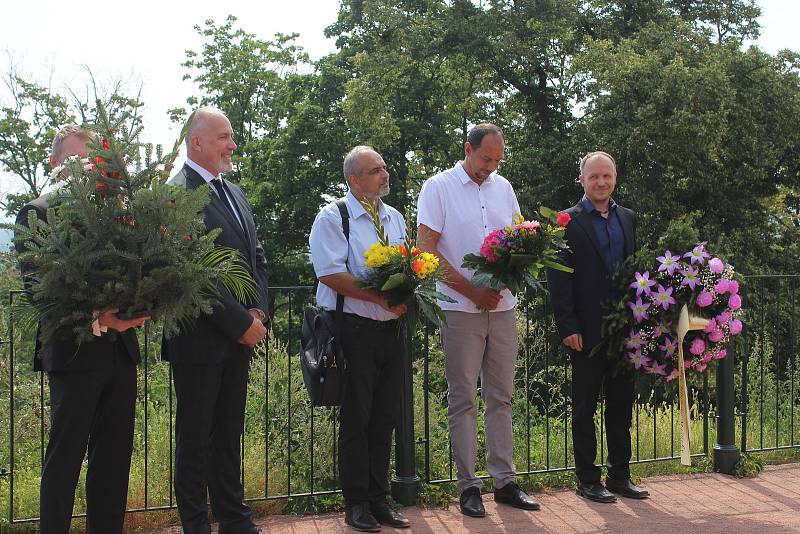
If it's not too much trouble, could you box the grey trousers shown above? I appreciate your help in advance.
[441,309,519,493]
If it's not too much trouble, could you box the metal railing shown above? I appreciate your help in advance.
[1,276,798,523]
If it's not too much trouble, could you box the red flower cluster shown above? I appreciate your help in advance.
[556,212,571,227]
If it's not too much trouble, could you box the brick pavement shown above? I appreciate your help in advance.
[156,463,800,533]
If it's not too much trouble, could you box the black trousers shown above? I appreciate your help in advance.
[570,349,635,484]
[172,354,253,534]
[40,346,136,534]
[338,316,403,506]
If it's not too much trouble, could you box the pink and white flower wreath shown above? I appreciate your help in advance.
[623,244,743,379]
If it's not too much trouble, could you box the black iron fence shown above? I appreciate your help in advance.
[0,276,798,524]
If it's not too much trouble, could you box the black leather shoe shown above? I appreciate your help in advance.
[371,501,410,528]
[606,478,650,499]
[218,525,263,534]
[345,502,382,532]
[494,481,540,511]
[459,486,486,518]
[576,482,617,503]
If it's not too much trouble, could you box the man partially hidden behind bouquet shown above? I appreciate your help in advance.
[309,146,411,532]
[417,123,541,518]
[546,151,649,502]
[15,125,149,534]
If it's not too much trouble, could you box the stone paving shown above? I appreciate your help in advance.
[155,463,800,533]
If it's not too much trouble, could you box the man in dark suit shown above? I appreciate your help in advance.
[547,151,649,503]
[163,107,269,534]
[15,124,148,534]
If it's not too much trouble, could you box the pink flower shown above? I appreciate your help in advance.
[714,349,728,360]
[696,291,713,308]
[694,361,708,373]
[714,278,730,294]
[479,229,504,262]
[708,329,725,343]
[728,280,739,294]
[717,311,732,325]
[729,319,743,335]
[702,352,714,364]
[704,318,718,333]
[708,257,725,274]
[728,294,742,310]
[690,338,706,355]
[515,220,540,232]
[556,212,571,227]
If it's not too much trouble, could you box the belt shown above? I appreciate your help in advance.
[343,313,399,330]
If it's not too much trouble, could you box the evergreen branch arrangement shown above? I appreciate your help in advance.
[9,102,258,344]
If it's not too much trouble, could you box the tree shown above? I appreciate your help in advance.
[0,53,146,217]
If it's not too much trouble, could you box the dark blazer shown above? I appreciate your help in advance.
[547,200,636,352]
[161,164,270,365]
[15,195,141,372]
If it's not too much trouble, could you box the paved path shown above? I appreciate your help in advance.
[156,463,800,533]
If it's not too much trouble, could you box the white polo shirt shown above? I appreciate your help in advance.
[310,192,407,321]
[417,162,520,313]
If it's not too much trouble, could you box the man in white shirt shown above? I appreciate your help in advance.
[310,145,411,532]
[417,123,540,517]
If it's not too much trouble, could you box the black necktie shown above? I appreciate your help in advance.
[211,178,241,228]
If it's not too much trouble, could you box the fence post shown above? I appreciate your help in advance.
[391,324,420,505]
[713,344,740,474]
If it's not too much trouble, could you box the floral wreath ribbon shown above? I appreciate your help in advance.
[676,304,710,466]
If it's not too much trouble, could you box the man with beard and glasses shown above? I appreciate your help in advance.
[310,146,410,532]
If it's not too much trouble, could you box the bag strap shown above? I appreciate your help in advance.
[334,199,349,355]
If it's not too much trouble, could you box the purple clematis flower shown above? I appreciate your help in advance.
[680,266,700,291]
[625,329,644,350]
[685,244,711,265]
[659,336,677,358]
[657,250,681,275]
[648,361,667,376]
[628,350,649,370]
[654,284,677,311]
[629,298,651,323]
[630,271,657,296]
[665,368,680,382]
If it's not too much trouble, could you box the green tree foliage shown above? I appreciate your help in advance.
[0,58,145,217]
[175,16,351,285]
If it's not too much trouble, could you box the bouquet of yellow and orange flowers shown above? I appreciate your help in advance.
[358,201,455,325]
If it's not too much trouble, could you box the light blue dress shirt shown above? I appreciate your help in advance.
[309,192,407,321]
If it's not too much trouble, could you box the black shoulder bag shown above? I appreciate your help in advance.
[300,199,349,406]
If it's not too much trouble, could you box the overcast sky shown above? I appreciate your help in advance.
[2,0,799,203]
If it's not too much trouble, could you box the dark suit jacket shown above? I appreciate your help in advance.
[547,200,637,352]
[15,195,141,372]
[161,164,270,365]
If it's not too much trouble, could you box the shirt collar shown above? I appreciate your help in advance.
[345,191,390,222]
[581,194,617,214]
[455,161,496,186]
[186,158,219,183]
